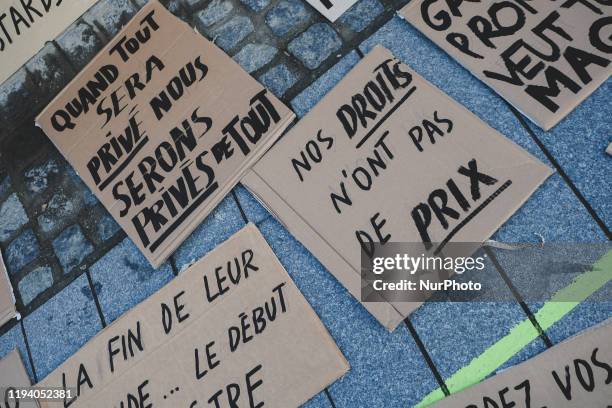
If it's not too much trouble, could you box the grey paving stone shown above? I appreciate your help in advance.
[291,51,360,117]
[0,175,11,199]
[0,324,35,381]
[18,265,54,305]
[96,213,121,242]
[241,0,270,12]
[0,194,28,243]
[258,64,298,97]
[38,192,85,237]
[195,0,233,29]
[265,0,312,37]
[233,43,278,73]
[52,225,94,273]
[90,238,173,323]
[6,229,40,274]
[173,196,245,271]
[288,23,342,70]
[338,0,384,32]
[23,274,102,379]
[25,43,72,105]
[56,21,104,70]
[83,0,137,36]
[66,167,98,207]
[212,16,254,52]
[0,68,31,125]
[24,159,61,196]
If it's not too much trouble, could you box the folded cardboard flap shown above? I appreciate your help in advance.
[428,319,612,407]
[37,224,349,407]
[242,46,552,330]
[0,349,39,408]
[35,0,294,268]
[399,1,612,130]
[0,251,17,328]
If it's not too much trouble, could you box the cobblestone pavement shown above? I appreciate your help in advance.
[0,0,611,406]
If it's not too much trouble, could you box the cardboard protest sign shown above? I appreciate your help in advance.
[305,0,357,22]
[1,349,39,408]
[399,1,612,130]
[242,46,552,330]
[428,319,612,407]
[0,251,17,327]
[35,1,294,268]
[36,223,349,408]
[0,0,98,85]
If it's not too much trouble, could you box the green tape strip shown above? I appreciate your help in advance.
[415,250,612,408]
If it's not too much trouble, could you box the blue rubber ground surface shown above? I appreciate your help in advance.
[0,1,610,407]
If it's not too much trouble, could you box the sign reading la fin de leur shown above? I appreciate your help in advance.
[37,224,349,408]
[0,0,99,85]
[242,46,552,330]
[35,1,294,267]
[400,0,612,130]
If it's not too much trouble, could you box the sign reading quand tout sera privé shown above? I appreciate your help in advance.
[400,0,612,130]
[35,1,294,268]
[37,224,349,408]
[0,0,98,85]
[242,46,552,330]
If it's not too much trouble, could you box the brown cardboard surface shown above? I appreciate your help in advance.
[36,223,349,408]
[400,1,612,131]
[0,251,16,327]
[0,349,38,408]
[35,1,294,267]
[242,46,552,330]
[428,319,612,407]
[0,0,98,85]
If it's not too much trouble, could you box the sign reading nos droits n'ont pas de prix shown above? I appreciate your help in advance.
[36,1,294,267]
[243,46,552,330]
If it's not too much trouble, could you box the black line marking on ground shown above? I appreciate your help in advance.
[20,319,38,383]
[404,317,450,396]
[231,189,249,225]
[325,387,338,408]
[169,255,179,276]
[86,269,107,328]
[484,247,554,348]
[507,103,611,240]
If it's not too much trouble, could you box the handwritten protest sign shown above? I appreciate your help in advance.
[36,224,349,408]
[305,0,358,22]
[0,252,16,327]
[429,319,612,407]
[35,1,294,267]
[242,46,552,330]
[0,0,98,85]
[400,0,612,130]
[1,350,39,408]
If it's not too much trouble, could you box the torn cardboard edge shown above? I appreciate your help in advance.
[242,45,552,331]
[0,349,39,408]
[398,2,612,131]
[0,251,18,328]
[35,1,295,268]
[427,318,612,407]
[37,223,348,408]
